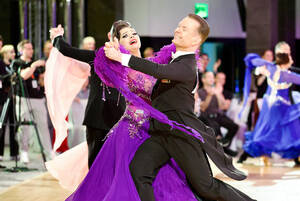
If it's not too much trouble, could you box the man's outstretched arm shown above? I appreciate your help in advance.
[50,25,95,63]
[53,36,95,63]
[104,43,195,82]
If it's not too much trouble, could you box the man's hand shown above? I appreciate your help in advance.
[258,65,270,77]
[206,87,215,96]
[214,86,223,95]
[104,40,122,63]
[213,59,222,72]
[31,60,46,69]
[50,24,64,41]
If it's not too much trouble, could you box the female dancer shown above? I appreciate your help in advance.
[239,51,300,164]
[48,20,200,201]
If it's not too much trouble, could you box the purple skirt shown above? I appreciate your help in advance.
[66,116,197,201]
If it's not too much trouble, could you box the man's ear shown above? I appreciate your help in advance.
[192,36,202,47]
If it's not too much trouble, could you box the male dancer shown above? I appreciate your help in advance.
[105,14,255,201]
[50,27,126,168]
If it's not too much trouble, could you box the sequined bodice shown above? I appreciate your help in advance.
[122,69,157,138]
[127,69,156,104]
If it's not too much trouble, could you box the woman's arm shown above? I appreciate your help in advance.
[281,71,300,85]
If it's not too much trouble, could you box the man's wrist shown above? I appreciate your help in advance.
[52,35,62,45]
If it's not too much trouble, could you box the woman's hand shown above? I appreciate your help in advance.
[256,65,270,77]
[49,24,64,41]
[104,39,122,63]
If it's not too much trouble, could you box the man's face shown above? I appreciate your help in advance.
[22,43,34,59]
[172,17,201,50]
[43,42,53,58]
[262,50,273,62]
[215,73,226,86]
[83,40,95,51]
[201,54,209,70]
[202,72,215,86]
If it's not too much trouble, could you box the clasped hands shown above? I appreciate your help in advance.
[49,24,122,62]
[104,38,122,63]
[49,24,64,41]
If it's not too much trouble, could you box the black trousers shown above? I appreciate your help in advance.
[204,114,239,146]
[198,115,221,137]
[86,127,109,168]
[0,102,19,157]
[130,131,255,201]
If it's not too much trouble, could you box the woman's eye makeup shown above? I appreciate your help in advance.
[121,31,138,39]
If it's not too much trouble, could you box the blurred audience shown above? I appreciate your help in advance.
[143,47,154,58]
[43,40,53,59]
[81,36,96,51]
[197,71,238,156]
[215,72,232,111]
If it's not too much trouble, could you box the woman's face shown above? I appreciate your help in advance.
[118,27,141,53]
[262,50,273,62]
[5,49,16,61]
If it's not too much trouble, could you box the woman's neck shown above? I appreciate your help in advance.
[131,50,141,58]
[279,64,290,70]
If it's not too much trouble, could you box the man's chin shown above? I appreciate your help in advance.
[172,39,180,47]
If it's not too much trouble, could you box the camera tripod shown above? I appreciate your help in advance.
[0,61,46,172]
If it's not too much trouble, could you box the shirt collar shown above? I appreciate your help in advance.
[171,51,195,60]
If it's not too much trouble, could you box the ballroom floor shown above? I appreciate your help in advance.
[0,155,299,201]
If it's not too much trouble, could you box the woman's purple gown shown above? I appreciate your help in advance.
[66,66,198,200]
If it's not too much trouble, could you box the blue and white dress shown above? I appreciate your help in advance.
[243,58,300,159]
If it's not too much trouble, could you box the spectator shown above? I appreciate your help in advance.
[0,44,19,161]
[197,52,222,88]
[15,40,53,163]
[215,72,232,111]
[143,47,154,58]
[81,36,96,51]
[198,52,221,73]
[198,71,239,156]
[43,40,53,59]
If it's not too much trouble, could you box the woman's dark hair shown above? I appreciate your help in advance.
[275,53,289,65]
[112,20,131,40]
